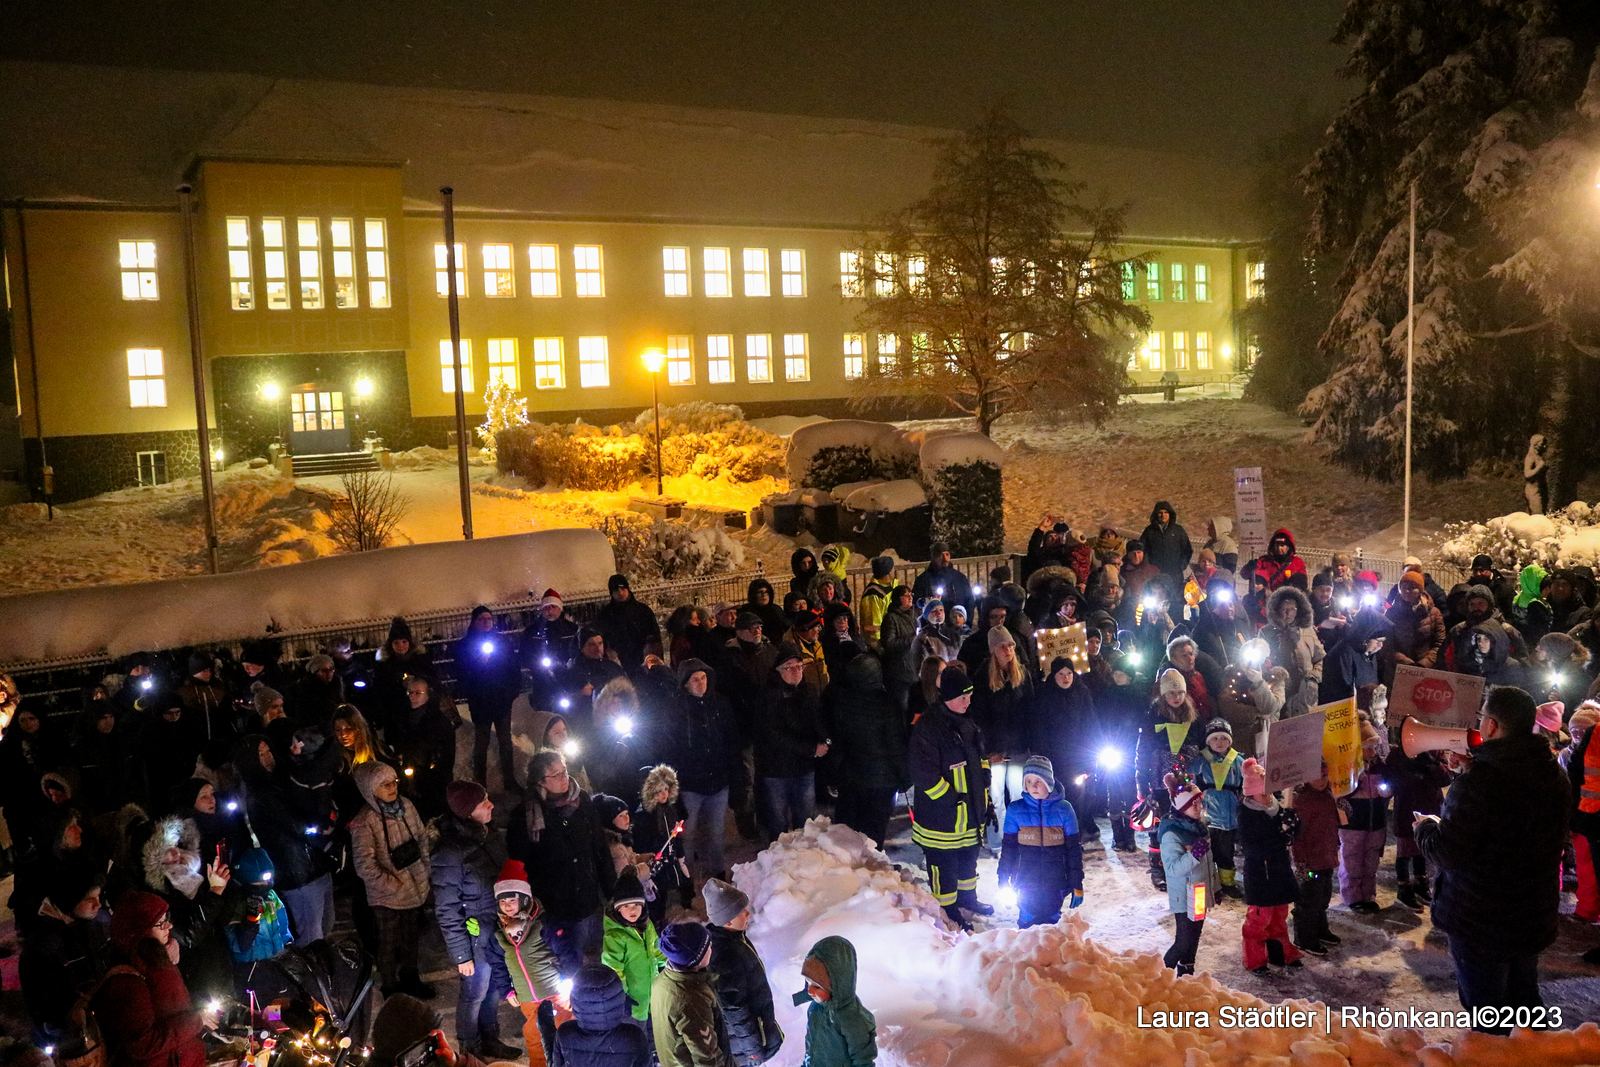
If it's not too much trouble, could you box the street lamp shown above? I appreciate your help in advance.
[641,348,666,497]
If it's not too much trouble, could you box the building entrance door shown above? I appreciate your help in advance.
[288,385,351,454]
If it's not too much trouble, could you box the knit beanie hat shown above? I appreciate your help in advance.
[871,556,895,579]
[187,651,213,676]
[235,847,275,887]
[1158,668,1187,699]
[1048,655,1074,677]
[387,616,412,644]
[658,921,711,967]
[987,624,1016,652]
[1164,772,1205,817]
[921,600,945,621]
[938,669,973,702]
[1356,570,1380,586]
[608,573,631,593]
[1536,701,1565,733]
[470,605,493,624]
[1312,570,1332,588]
[929,541,950,557]
[1021,755,1056,789]
[541,588,562,608]
[1400,570,1425,589]
[1472,554,1494,571]
[1204,717,1232,744]
[611,870,647,909]
[446,780,488,820]
[494,860,531,899]
[306,653,335,674]
[252,686,283,717]
[703,878,750,926]
[109,889,170,953]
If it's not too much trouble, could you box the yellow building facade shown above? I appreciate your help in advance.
[1,63,1261,501]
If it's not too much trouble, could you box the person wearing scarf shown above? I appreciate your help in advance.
[350,761,433,1000]
[91,890,211,1067]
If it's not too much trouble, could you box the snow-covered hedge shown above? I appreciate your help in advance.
[498,412,783,489]
[598,513,746,581]
[496,423,646,490]
[1440,501,1600,571]
[928,460,1004,556]
[786,421,918,487]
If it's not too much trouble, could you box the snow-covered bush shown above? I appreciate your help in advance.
[657,423,785,483]
[803,444,880,489]
[1440,501,1600,571]
[496,423,647,490]
[633,401,745,434]
[476,379,529,465]
[927,461,1003,555]
[599,513,747,581]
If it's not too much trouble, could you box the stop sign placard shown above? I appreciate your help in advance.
[1411,678,1455,716]
[1392,664,1484,729]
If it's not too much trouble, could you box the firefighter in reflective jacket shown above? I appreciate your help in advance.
[909,669,994,928]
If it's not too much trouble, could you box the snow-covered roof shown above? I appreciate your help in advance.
[0,60,1261,242]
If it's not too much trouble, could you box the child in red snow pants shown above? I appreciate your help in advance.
[1243,905,1302,970]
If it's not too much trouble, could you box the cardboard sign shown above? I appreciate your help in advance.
[1319,696,1362,798]
[1260,709,1327,793]
[1035,624,1089,674]
[1390,664,1484,730]
[1234,467,1268,565]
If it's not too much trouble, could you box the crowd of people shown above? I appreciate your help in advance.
[2,500,1598,1058]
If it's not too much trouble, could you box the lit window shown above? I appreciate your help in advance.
[662,247,690,297]
[703,248,731,298]
[1194,264,1210,302]
[292,390,345,432]
[873,252,895,297]
[578,336,609,387]
[1143,332,1164,371]
[1247,261,1266,301]
[1003,332,1030,360]
[262,218,289,310]
[364,219,391,308]
[296,218,323,309]
[227,218,253,310]
[877,334,899,360]
[440,339,474,392]
[1119,262,1136,302]
[783,334,809,382]
[435,243,467,297]
[1169,263,1186,302]
[1172,331,1189,370]
[136,451,168,487]
[574,246,604,297]
[667,335,695,385]
[119,241,158,300]
[483,245,515,297]
[532,337,565,389]
[127,349,166,407]
[746,335,772,383]
[743,248,770,297]
[1245,337,1261,366]
[843,334,864,380]
[529,245,560,297]
[705,336,734,384]
[487,338,518,387]
[1144,261,1161,302]
[330,219,358,308]
[840,251,862,297]
[906,255,927,294]
[1196,331,1212,370]
[780,249,806,296]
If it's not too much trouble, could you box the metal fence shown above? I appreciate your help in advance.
[1293,547,1467,590]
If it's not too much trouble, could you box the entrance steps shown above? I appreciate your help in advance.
[289,451,380,478]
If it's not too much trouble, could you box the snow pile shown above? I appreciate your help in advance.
[0,527,615,666]
[918,431,1008,475]
[750,414,831,439]
[599,513,746,582]
[842,479,928,513]
[1440,502,1600,571]
[737,819,1600,1067]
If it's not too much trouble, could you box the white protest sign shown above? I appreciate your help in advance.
[1261,709,1327,794]
[1034,624,1088,674]
[1389,664,1485,731]
[1234,467,1268,564]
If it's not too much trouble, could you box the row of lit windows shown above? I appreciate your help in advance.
[1133,331,1218,371]
[430,244,810,300]
[1118,262,1213,303]
[226,217,391,311]
[436,333,816,393]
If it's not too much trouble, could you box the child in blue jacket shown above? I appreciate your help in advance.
[1189,718,1244,899]
[998,756,1085,927]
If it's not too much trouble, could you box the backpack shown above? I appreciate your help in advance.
[58,964,142,1067]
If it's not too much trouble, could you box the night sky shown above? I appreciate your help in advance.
[3,0,1351,158]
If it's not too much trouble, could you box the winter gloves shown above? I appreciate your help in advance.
[1189,837,1210,861]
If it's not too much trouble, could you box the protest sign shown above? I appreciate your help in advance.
[1034,623,1088,674]
[1319,696,1362,798]
[1234,467,1268,564]
[1389,664,1484,730]
[1261,709,1327,793]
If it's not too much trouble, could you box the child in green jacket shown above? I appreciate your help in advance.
[493,860,564,1063]
[601,871,666,1023]
[792,936,875,1067]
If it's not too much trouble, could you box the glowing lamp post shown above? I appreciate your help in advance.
[641,348,666,497]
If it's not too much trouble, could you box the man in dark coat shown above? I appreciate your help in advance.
[909,670,991,928]
[455,606,523,792]
[662,658,741,880]
[233,734,337,943]
[744,579,789,640]
[523,589,581,708]
[595,574,661,669]
[704,880,782,1067]
[912,542,973,617]
[387,676,458,820]
[429,781,519,1061]
[1139,501,1193,587]
[1415,687,1571,1032]
[1187,577,1254,669]
[826,654,908,847]
[1029,657,1102,833]
[752,644,828,842]
[558,628,627,737]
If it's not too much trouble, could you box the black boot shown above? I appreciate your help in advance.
[1149,852,1167,891]
[475,1034,520,1061]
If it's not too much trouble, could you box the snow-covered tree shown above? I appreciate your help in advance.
[1303,1,1600,503]
[477,379,528,464]
[847,105,1149,436]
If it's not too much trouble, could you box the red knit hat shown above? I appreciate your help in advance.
[109,889,169,953]
[446,780,488,820]
[541,589,562,609]
[494,860,532,899]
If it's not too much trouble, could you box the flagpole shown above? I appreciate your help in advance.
[1403,181,1415,556]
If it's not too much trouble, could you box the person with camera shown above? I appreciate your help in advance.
[349,761,434,1001]
[1414,687,1571,1031]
